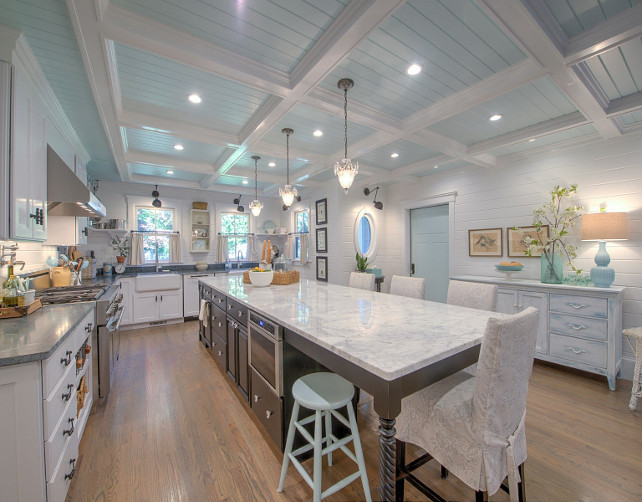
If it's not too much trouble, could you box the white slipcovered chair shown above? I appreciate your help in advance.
[389,275,426,300]
[395,307,540,502]
[447,280,498,311]
[348,272,375,291]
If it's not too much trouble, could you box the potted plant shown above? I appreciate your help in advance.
[111,235,130,264]
[355,252,368,272]
[520,185,583,283]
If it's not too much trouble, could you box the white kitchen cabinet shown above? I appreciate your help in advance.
[133,292,158,324]
[133,289,183,324]
[0,60,10,240]
[159,290,183,320]
[10,59,47,241]
[452,276,624,390]
[183,273,215,317]
[45,216,88,246]
[117,277,133,326]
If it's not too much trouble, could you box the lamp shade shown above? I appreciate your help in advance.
[581,212,628,241]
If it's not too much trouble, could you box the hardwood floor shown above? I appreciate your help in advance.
[67,321,642,501]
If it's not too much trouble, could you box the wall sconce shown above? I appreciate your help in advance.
[233,195,244,212]
[364,186,383,210]
[152,185,162,208]
[581,211,628,287]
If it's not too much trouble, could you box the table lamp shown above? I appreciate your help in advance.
[581,212,628,287]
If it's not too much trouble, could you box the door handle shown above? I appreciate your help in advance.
[410,263,415,275]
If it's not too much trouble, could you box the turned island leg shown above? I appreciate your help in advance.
[378,417,397,501]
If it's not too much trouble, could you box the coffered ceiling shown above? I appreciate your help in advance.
[2,0,642,198]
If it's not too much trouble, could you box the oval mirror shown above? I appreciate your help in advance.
[354,209,377,259]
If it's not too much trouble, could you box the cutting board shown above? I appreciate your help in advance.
[30,272,51,291]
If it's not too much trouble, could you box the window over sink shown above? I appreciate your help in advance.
[221,212,250,261]
[135,206,176,263]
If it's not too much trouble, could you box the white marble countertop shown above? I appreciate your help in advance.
[452,275,625,294]
[200,276,499,381]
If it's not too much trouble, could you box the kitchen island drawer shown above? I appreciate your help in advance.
[226,297,248,326]
[211,303,227,340]
[251,367,283,450]
[44,392,76,482]
[549,313,607,341]
[43,362,76,440]
[211,333,227,371]
[549,333,606,369]
[549,294,607,318]
[46,426,79,502]
[212,290,226,310]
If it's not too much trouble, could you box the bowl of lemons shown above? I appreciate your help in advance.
[495,261,524,272]
[248,267,274,287]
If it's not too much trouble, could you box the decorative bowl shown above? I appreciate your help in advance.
[195,261,208,271]
[265,228,275,234]
[495,264,524,272]
[249,270,274,287]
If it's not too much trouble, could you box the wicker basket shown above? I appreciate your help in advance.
[243,270,299,285]
[193,201,208,210]
[81,258,96,280]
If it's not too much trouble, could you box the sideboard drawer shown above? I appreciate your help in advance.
[549,313,607,341]
[549,294,607,318]
[549,333,606,369]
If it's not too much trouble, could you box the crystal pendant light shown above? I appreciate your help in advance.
[279,128,297,210]
[249,155,263,217]
[334,78,358,193]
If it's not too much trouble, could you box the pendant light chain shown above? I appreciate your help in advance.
[254,156,259,199]
[344,85,349,160]
[286,129,291,185]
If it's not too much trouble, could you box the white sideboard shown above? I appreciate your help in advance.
[451,276,624,390]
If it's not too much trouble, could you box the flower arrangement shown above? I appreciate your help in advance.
[520,185,583,280]
[111,235,130,258]
[355,252,368,272]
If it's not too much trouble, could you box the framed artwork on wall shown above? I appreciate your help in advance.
[316,227,327,253]
[507,225,549,257]
[468,228,502,257]
[316,256,328,281]
[315,198,327,225]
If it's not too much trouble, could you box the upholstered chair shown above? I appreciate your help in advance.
[389,275,426,300]
[447,280,498,311]
[348,272,375,291]
[395,307,540,502]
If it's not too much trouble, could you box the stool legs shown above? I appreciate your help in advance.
[313,410,323,502]
[278,401,299,492]
[325,409,333,466]
[631,338,642,410]
[347,402,372,502]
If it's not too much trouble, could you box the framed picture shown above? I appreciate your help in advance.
[507,225,549,257]
[468,228,502,257]
[316,227,327,253]
[315,198,327,225]
[316,256,328,281]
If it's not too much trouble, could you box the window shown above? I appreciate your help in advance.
[136,206,176,263]
[221,212,250,261]
[294,209,309,260]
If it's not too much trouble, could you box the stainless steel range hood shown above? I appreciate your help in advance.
[47,145,107,218]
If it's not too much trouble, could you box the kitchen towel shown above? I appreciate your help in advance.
[130,233,144,266]
[199,299,208,327]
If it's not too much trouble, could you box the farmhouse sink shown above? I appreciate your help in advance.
[135,273,181,292]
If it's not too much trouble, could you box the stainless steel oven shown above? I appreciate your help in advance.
[92,283,124,401]
[248,310,283,396]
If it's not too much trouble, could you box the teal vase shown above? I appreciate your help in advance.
[541,252,563,284]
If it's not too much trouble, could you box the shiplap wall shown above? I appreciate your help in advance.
[383,131,642,380]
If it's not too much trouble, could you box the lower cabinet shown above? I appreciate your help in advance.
[227,316,249,400]
[133,290,183,324]
[496,288,549,354]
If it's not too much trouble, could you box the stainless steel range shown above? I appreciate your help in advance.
[37,282,124,400]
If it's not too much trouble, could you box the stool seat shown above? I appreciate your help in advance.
[292,372,355,410]
[623,327,642,410]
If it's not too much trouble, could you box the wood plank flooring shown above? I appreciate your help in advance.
[67,321,642,501]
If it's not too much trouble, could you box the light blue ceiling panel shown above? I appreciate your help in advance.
[584,37,642,100]
[617,109,642,125]
[114,43,271,133]
[427,77,578,145]
[257,103,375,156]
[232,151,310,177]
[318,0,525,119]
[0,0,117,177]
[412,159,471,177]
[307,169,339,183]
[488,124,598,157]
[216,175,273,191]
[542,0,642,38]
[111,0,348,73]
[124,128,227,164]
[130,163,206,182]
[356,139,441,171]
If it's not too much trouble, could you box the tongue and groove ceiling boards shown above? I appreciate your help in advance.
[4,1,642,195]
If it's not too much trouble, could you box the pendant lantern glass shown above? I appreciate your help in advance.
[279,128,297,209]
[334,78,358,193]
[249,155,263,217]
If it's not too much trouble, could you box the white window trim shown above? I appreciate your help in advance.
[293,207,310,261]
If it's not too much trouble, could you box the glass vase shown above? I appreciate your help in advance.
[541,252,563,284]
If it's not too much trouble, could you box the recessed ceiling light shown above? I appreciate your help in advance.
[434,165,439,169]
[313,130,323,137]
[174,144,184,151]
[489,114,502,121]
[268,162,276,167]
[242,179,248,184]
[187,93,202,104]
[529,138,536,142]
[407,64,422,76]
[390,153,399,158]
[166,170,174,175]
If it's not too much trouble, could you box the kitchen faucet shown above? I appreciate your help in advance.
[1,243,26,270]
[237,250,243,268]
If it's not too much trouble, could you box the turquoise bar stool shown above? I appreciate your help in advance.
[277,372,372,502]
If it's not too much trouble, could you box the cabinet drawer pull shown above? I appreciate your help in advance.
[85,322,93,333]
[63,417,75,437]
[62,383,74,402]
[227,304,232,309]
[568,324,586,330]
[61,350,73,366]
[218,322,222,328]
[254,394,261,403]
[565,346,586,355]
[265,410,273,419]
[64,458,76,481]
[567,303,587,309]
[238,310,243,317]
[217,351,223,357]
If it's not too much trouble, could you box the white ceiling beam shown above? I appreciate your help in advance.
[129,173,203,190]
[125,151,216,175]
[467,112,589,155]
[66,0,131,180]
[476,0,621,139]
[605,92,642,118]
[410,131,496,168]
[564,4,642,65]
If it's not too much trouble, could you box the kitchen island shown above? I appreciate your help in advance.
[200,275,499,501]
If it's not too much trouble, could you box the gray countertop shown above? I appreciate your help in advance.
[0,302,95,367]
[200,276,497,381]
